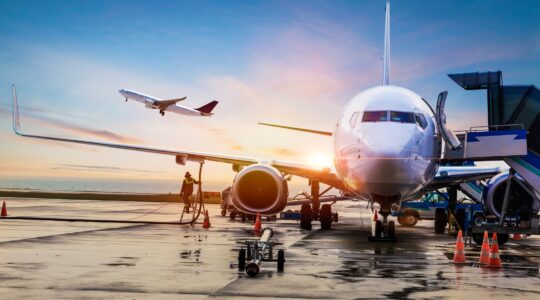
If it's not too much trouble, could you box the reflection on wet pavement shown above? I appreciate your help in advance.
[0,198,538,299]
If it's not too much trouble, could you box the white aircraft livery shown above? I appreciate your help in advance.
[119,88,218,116]
[11,0,500,239]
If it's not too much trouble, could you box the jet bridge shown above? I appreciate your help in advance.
[445,71,540,194]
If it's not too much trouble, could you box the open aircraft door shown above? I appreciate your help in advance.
[436,91,462,151]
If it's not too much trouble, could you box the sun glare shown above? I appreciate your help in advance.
[307,153,334,169]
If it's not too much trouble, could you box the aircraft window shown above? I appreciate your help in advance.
[362,111,388,122]
[349,112,360,127]
[390,111,415,123]
[415,113,428,129]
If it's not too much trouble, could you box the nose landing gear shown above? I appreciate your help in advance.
[369,211,397,242]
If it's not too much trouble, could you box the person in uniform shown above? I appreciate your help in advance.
[180,171,199,212]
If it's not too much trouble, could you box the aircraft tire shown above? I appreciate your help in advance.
[375,220,383,237]
[320,204,332,230]
[300,203,313,230]
[388,220,396,238]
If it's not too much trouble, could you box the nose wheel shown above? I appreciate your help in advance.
[369,213,397,242]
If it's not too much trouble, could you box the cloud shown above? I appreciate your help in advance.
[51,164,168,175]
[0,106,142,144]
[197,123,244,151]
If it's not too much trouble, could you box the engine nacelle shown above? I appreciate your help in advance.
[483,172,540,218]
[231,164,288,215]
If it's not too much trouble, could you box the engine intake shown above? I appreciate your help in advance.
[483,172,539,218]
[231,164,288,215]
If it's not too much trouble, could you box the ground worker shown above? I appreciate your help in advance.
[180,171,199,213]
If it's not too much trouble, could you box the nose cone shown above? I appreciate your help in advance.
[353,123,422,196]
[360,123,416,158]
[118,89,126,95]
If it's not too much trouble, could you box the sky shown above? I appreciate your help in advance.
[0,0,539,184]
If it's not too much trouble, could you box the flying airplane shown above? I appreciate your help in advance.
[119,88,218,116]
[11,0,501,240]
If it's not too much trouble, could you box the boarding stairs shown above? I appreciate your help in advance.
[441,71,540,195]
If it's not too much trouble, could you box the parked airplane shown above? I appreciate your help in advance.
[119,88,218,116]
[11,0,501,240]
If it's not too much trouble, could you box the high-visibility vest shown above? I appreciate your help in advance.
[184,178,195,185]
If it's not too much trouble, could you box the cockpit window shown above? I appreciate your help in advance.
[362,111,388,122]
[415,113,428,129]
[390,111,415,123]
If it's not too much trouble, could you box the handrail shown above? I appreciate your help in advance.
[468,124,524,132]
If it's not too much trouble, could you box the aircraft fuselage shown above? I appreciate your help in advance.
[333,85,439,211]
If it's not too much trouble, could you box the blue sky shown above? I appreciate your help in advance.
[0,0,539,181]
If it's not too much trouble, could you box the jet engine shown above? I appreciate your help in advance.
[231,164,288,215]
[483,172,540,218]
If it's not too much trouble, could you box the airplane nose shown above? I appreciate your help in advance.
[360,124,416,157]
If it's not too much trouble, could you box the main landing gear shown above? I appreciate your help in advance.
[159,110,165,116]
[299,181,337,230]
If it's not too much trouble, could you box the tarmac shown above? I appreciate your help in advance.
[1,198,539,299]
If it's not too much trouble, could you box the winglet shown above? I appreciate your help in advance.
[12,84,21,135]
[195,100,219,116]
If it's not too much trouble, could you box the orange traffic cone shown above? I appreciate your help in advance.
[453,230,467,264]
[202,210,211,228]
[253,212,262,231]
[1,201,7,217]
[487,233,502,268]
[512,233,522,240]
[478,231,490,265]
[373,210,378,222]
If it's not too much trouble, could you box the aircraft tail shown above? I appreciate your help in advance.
[195,100,219,115]
[382,0,390,85]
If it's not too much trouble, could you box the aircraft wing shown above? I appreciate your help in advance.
[11,85,344,189]
[156,97,187,109]
[424,165,501,191]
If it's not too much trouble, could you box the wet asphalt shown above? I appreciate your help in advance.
[0,198,539,299]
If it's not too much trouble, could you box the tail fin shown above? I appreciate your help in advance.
[12,84,21,134]
[382,0,391,85]
[195,100,218,115]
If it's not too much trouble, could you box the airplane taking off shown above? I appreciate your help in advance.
[119,88,218,116]
[11,0,502,240]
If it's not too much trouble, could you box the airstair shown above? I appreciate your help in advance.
[442,71,540,195]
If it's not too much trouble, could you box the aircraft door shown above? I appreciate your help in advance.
[436,91,462,150]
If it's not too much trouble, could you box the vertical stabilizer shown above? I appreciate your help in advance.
[382,0,391,85]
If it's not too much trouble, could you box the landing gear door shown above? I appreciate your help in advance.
[436,91,462,150]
